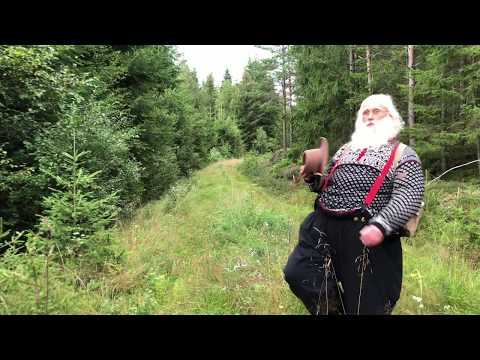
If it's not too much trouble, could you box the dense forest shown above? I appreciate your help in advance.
[1,45,479,314]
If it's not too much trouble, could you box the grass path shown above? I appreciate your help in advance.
[107,158,313,314]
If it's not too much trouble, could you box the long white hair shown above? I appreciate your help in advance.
[350,94,405,150]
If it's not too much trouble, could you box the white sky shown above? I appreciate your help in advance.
[176,45,272,87]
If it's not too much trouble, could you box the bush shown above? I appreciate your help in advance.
[164,177,197,213]
[214,116,244,158]
[238,153,270,179]
[238,152,295,193]
[31,79,143,218]
[208,147,225,163]
[252,128,276,154]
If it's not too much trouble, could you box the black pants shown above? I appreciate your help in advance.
[283,210,403,315]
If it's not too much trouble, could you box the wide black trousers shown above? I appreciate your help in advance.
[283,210,403,315]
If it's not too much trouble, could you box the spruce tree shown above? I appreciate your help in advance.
[39,129,118,261]
[224,69,232,82]
[202,73,217,120]
[237,60,281,151]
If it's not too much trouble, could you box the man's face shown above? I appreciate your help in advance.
[351,97,402,149]
[362,106,390,127]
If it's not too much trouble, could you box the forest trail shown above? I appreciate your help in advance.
[217,158,243,167]
[110,158,312,314]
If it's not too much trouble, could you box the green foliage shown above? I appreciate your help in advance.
[252,127,276,154]
[122,46,210,201]
[32,85,142,217]
[131,89,180,201]
[256,45,296,149]
[201,73,217,120]
[207,147,225,163]
[213,117,244,157]
[291,45,480,180]
[38,141,119,262]
[0,46,78,231]
[126,46,178,95]
[238,152,292,194]
[238,153,270,178]
[237,60,281,150]
[212,73,243,157]
[0,164,122,314]
[291,45,354,152]
[176,63,213,171]
[0,46,67,157]
[0,45,241,314]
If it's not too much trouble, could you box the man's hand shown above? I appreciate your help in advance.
[359,224,384,247]
[300,165,306,177]
[299,165,313,182]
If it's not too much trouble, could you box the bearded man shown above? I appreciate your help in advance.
[283,94,425,315]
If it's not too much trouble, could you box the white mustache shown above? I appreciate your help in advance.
[350,115,401,149]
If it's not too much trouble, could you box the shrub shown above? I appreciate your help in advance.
[208,147,225,163]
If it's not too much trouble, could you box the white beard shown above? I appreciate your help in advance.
[349,114,402,150]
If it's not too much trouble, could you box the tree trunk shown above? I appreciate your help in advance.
[440,145,447,173]
[407,45,416,147]
[287,67,293,148]
[477,136,480,177]
[440,101,446,172]
[282,81,287,152]
[281,45,287,152]
[349,45,355,72]
[349,45,356,132]
[366,45,373,94]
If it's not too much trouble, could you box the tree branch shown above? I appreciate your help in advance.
[427,159,480,186]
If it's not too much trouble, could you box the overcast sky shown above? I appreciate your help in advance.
[176,45,272,87]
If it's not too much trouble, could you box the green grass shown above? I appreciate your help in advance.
[102,158,312,314]
[1,157,479,314]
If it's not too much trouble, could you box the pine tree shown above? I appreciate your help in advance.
[121,45,181,200]
[214,75,243,157]
[176,62,214,171]
[202,73,217,121]
[237,60,281,151]
[414,46,466,173]
[407,45,416,147]
[292,45,353,152]
[224,69,232,82]
[459,46,480,177]
[256,45,296,151]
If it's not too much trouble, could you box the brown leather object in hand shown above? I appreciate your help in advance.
[302,137,329,176]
